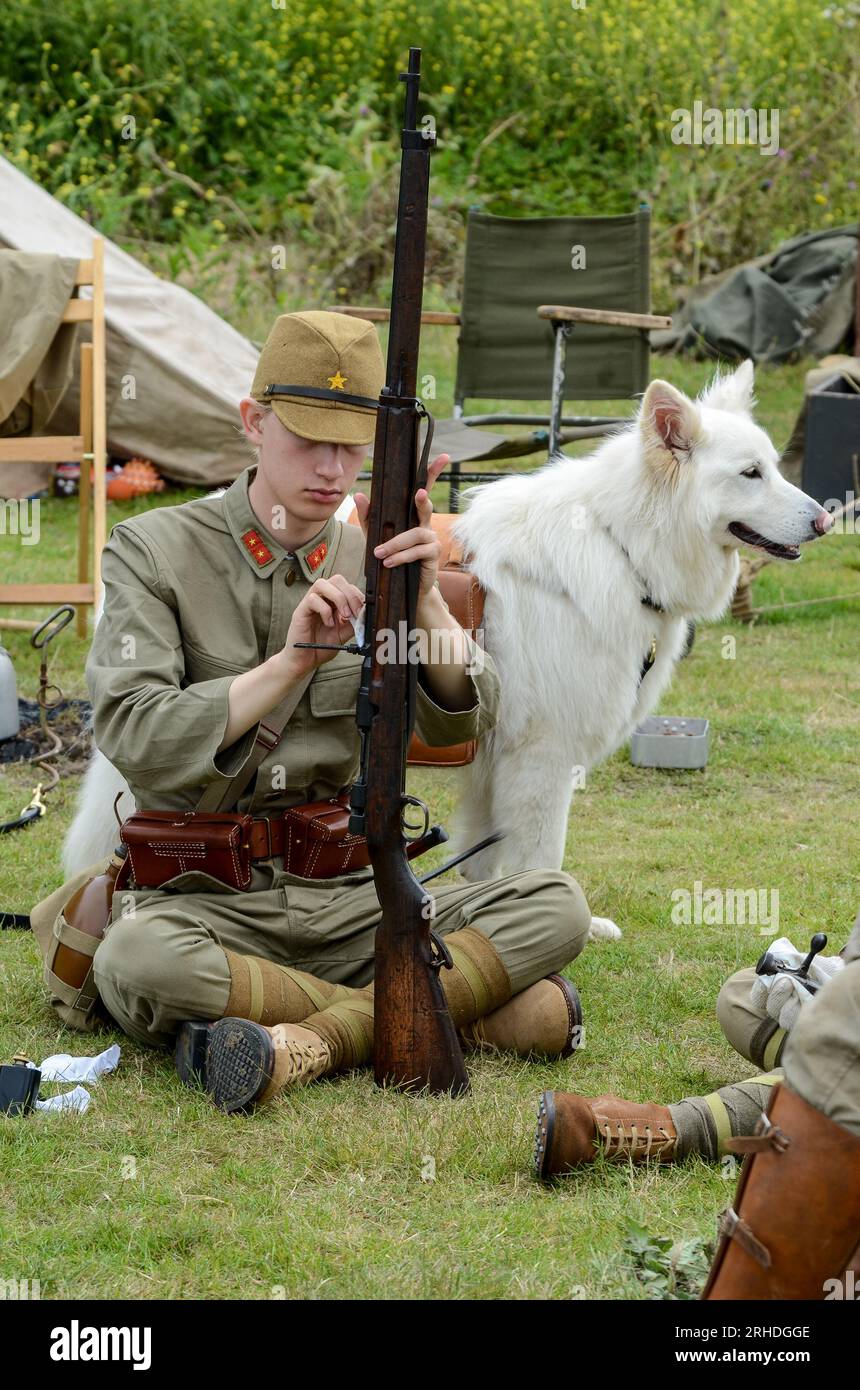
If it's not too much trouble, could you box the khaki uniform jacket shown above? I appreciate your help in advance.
[86,464,500,815]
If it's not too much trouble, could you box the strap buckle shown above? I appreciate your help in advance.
[20,784,46,818]
[253,817,274,859]
[256,723,281,752]
[719,1205,772,1269]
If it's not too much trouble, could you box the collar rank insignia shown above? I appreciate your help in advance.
[241,528,274,566]
[306,541,328,572]
[327,371,347,390]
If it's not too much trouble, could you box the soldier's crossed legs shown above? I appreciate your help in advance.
[93,860,591,1050]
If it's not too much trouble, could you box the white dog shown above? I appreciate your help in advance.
[447,361,832,886]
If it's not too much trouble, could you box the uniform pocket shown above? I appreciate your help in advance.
[182,637,250,685]
[309,652,363,717]
[279,870,378,965]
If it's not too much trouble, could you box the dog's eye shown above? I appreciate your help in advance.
[741,466,762,479]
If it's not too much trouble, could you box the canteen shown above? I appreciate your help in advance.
[0,642,19,740]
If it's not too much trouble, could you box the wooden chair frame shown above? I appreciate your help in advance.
[0,237,106,637]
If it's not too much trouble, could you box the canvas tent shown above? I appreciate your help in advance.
[0,153,259,493]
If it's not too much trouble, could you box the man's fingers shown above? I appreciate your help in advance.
[379,543,440,568]
[310,575,362,621]
[306,593,336,627]
[374,527,437,558]
[426,452,450,491]
[414,487,433,527]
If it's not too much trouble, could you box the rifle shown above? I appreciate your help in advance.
[347,48,469,1096]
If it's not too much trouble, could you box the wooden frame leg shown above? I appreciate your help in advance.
[77,343,93,638]
[91,236,107,627]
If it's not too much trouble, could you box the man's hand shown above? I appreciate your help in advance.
[280,574,365,681]
[218,575,364,754]
[353,452,450,611]
[355,451,477,711]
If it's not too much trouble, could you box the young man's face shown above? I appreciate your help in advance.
[240,398,368,524]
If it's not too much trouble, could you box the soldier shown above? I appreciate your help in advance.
[534,914,860,1295]
[703,943,860,1298]
[534,910,860,1177]
[32,311,591,1111]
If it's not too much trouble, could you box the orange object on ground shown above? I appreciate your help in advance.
[106,458,166,500]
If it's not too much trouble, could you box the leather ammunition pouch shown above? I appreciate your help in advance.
[120,792,437,890]
[121,810,256,891]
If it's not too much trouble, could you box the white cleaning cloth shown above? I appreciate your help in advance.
[28,1043,121,1115]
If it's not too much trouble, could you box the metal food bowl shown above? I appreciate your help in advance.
[630,716,710,769]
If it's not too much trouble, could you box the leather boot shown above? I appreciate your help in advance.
[192,926,512,1112]
[201,1019,335,1112]
[534,1090,678,1179]
[175,948,359,1089]
[460,975,583,1059]
[702,1082,860,1300]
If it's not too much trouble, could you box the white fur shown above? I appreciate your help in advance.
[61,741,136,876]
[448,362,829,900]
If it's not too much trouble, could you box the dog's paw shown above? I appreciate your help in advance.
[587,916,623,942]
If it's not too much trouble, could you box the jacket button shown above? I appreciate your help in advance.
[285,570,296,586]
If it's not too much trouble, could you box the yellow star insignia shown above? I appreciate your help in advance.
[327,371,347,391]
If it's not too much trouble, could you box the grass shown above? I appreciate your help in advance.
[2,350,859,1299]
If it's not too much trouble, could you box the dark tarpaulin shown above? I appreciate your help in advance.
[653,226,858,364]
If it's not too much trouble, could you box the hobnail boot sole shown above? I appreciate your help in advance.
[533,1089,558,1181]
[205,1018,275,1113]
[547,975,584,1058]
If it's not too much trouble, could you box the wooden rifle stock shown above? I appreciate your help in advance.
[348,47,469,1096]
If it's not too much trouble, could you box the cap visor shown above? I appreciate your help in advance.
[268,397,377,446]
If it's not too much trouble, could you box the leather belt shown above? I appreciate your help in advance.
[247,814,288,860]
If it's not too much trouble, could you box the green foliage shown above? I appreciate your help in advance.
[0,0,857,302]
[621,1222,713,1299]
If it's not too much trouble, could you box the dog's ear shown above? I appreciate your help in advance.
[698,359,755,415]
[640,379,701,477]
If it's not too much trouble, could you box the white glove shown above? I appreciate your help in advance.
[750,938,844,1032]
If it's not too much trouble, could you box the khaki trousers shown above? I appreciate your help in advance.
[90,857,591,1049]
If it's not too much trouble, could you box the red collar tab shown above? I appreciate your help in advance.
[241,528,274,566]
[306,541,328,572]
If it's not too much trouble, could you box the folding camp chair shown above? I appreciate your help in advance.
[330,206,669,509]
[0,238,107,636]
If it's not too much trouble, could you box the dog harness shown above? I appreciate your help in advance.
[600,525,663,683]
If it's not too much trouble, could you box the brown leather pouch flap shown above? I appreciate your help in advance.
[121,810,254,891]
[283,796,370,878]
[408,734,477,768]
